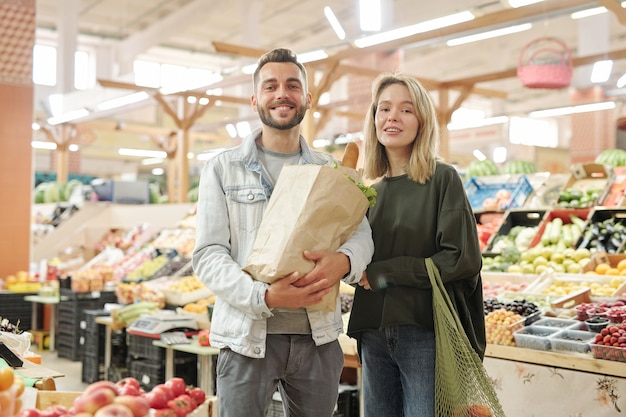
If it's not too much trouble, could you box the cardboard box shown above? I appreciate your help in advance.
[562,163,614,207]
[36,391,81,410]
[601,166,626,207]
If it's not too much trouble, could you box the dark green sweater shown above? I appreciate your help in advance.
[347,162,486,359]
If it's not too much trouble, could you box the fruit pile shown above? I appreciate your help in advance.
[0,367,25,417]
[483,298,540,317]
[484,309,527,346]
[557,187,603,208]
[15,377,206,417]
[110,302,161,331]
[590,322,626,362]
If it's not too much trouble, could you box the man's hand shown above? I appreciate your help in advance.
[265,271,333,309]
[294,250,350,289]
[264,250,350,309]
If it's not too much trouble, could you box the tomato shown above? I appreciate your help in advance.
[165,377,187,397]
[197,330,211,346]
[0,367,15,391]
[144,388,170,409]
[186,387,206,407]
[154,408,177,417]
[167,394,195,417]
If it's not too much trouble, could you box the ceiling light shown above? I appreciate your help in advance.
[69,144,79,152]
[591,60,613,83]
[447,23,532,46]
[359,0,381,31]
[447,116,509,131]
[297,49,328,63]
[571,7,608,19]
[354,11,475,48]
[324,6,346,40]
[493,146,507,164]
[473,150,487,161]
[96,92,149,111]
[118,148,167,158]
[241,64,257,75]
[151,168,165,176]
[142,158,165,165]
[31,141,56,150]
[507,0,543,7]
[47,108,89,125]
[225,124,238,138]
[617,74,626,88]
[236,121,251,138]
[528,101,616,118]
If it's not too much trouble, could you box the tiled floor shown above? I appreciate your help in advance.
[35,348,90,392]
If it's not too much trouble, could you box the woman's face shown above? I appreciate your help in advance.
[374,83,418,154]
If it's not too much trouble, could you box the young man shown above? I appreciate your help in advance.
[192,48,374,417]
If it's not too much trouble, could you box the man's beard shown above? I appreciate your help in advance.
[258,101,307,130]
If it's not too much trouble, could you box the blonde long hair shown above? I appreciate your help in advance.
[362,73,440,184]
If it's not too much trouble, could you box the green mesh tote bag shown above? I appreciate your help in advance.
[425,258,506,417]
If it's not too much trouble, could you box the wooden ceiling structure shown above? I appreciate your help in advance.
[33,0,626,201]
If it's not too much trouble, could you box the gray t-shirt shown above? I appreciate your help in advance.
[256,144,311,335]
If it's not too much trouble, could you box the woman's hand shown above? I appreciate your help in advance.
[358,271,371,290]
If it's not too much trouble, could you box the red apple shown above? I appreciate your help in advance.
[93,403,134,417]
[73,388,116,414]
[116,377,141,393]
[152,384,175,401]
[85,380,120,397]
[113,395,150,417]
[186,387,206,407]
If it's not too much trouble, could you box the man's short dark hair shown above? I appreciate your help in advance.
[253,48,308,90]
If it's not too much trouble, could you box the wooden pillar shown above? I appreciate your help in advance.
[0,0,36,277]
[569,87,614,164]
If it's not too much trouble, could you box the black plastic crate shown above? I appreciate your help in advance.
[127,334,165,360]
[57,337,83,361]
[60,288,117,302]
[82,355,105,384]
[128,359,164,391]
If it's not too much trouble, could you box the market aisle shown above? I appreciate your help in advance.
[36,348,89,392]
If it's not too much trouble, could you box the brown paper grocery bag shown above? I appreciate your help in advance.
[243,164,369,311]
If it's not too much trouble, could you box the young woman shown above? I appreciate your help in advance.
[347,73,486,417]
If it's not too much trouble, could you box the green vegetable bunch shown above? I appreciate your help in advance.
[349,176,377,208]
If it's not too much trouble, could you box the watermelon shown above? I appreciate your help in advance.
[34,182,48,204]
[502,160,537,175]
[466,159,500,178]
[149,183,161,204]
[188,186,199,203]
[595,149,626,167]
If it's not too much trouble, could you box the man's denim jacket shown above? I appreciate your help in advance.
[192,128,374,358]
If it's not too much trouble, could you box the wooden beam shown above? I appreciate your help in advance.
[441,47,626,88]
[212,41,266,58]
[597,0,626,25]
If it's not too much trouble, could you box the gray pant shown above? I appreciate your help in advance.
[216,334,345,417]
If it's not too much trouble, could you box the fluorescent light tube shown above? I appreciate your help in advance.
[31,141,57,150]
[571,7,607,19]
[47,108,89,125]
[324,6,346,40]
[297,49,328,63]
[118,148,167,158]
[529,101,616,118]
[591,60,613,83]
[354,11,474,48]
[359,0,381,31]
[473,150,487,161]
[447,116,509,131]
[96,92,150,111]
[447,23,532,46]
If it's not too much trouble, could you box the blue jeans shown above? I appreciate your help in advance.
[216,334,344,417]
[361,325,435,417]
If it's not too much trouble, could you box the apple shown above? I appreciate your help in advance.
[85,380,120,397]
[73,388,116,414]
[93,403,134,417]
[186,387,206,407]
[144,386,171,410]
[113,395,150,417]
[116,377,142,396]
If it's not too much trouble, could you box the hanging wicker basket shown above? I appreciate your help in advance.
[517,37,573,89]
